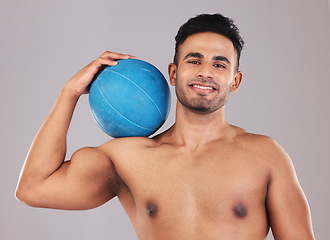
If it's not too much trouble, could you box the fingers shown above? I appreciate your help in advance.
[64,51,137,97]
[97,51,138,66]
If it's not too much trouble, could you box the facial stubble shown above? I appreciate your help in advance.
[176,81,231,114]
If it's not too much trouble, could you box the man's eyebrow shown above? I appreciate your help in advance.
[183,52,204,60]
[213,56,231,65]
[184,53,231,65]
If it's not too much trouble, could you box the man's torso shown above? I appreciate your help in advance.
[104,127,273,240]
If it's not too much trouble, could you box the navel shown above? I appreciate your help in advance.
[146,202,158,217]
[233,203,247,218]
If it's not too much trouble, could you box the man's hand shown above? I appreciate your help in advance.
[65,51,137,97]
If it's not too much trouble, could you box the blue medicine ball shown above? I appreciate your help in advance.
[89,59,171,138]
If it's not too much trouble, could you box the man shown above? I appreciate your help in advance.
[16,14,314,239]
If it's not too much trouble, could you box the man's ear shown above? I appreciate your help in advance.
[230,71,243,92]
[168,63,177,86]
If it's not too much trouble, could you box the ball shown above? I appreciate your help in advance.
[89,59,171,138]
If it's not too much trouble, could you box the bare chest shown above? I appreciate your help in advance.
[117,145,270,228]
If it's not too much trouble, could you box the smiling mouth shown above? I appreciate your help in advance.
[188,83,218,94]
[191,84,215,90]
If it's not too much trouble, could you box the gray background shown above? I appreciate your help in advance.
[1,0,329,239]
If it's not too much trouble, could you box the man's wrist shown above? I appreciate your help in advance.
[61,82,82,101]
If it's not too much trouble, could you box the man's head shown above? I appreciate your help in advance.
[169,13,244,115]
[174,13,244,72]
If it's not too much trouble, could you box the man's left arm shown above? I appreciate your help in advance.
[266,140,315,239]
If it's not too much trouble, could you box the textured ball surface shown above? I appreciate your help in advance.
[89,59,171,138]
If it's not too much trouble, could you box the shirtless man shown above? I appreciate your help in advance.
[16,14,314,239]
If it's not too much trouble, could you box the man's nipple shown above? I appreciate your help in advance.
[233,202,247,218]
[146,202,158,217]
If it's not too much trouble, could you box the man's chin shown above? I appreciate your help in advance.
[177,96,227,114]
[189,106,212,114]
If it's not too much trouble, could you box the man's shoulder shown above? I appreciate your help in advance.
[235,128,276,145]
[235,129,289,161]
[231,130,294,180]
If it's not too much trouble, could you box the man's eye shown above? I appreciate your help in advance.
[189,60,200,64]
[214,64,225,68]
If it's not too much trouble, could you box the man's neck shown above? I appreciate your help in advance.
[167,102,231,150]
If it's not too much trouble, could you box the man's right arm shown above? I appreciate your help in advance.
[15,51,136,210]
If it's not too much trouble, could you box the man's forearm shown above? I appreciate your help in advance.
[16,84,79,195]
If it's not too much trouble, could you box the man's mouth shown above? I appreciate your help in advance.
[191,84,215,90]
[189,83,218,94]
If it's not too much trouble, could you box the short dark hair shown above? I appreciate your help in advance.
[174,13,244,71]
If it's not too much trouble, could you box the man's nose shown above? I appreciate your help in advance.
[197,64,213,79]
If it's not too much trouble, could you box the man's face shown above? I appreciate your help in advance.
[169,32,242,114]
